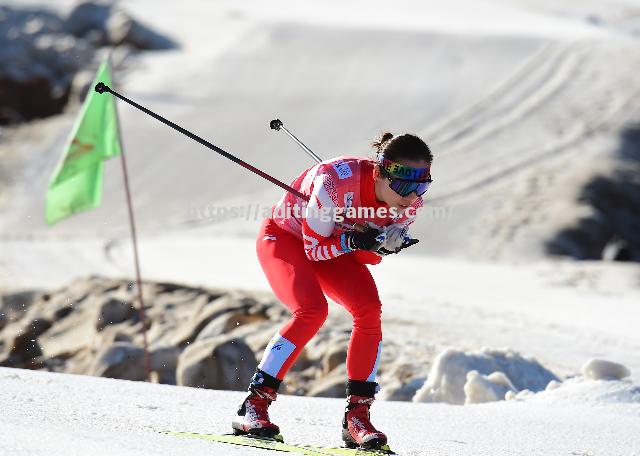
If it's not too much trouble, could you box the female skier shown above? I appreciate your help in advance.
[231,132,433,450]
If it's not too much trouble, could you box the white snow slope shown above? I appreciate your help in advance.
[1,367,639,456]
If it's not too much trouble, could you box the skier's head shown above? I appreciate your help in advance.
[371,132,433,210]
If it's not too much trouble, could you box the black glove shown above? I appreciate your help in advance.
[377,238,420,255]
[345,228,386,251]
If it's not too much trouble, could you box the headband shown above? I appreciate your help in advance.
[380,158,431,181]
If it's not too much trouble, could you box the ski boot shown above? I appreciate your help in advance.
[342,380,392,452]
[232,368,283,442]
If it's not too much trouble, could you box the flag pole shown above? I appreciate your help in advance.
[108,56,152,382]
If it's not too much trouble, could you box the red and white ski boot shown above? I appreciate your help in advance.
[342,380,391,452]
[232,369,283,441]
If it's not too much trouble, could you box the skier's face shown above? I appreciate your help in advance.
[374,158,431,211]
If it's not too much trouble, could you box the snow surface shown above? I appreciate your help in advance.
[1,367,639,456]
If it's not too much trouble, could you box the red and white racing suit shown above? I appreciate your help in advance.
[256,156,422,382]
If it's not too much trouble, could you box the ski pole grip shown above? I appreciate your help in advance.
[270,119,283,131]
[94,82,110,94]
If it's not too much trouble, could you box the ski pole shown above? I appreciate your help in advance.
[270,119,323,164]
[95,82,309,201]
[94,82,365,231]
[270,119,375,233]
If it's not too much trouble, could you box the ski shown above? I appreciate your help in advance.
[161,431,396,455]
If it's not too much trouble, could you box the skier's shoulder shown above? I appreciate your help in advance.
[320,155,372,167]
[316,155,372,180]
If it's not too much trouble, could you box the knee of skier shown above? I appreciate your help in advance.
[293,305,328,331]
[352,302,382,332]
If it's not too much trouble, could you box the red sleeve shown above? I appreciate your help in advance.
[301,173,353,261]
[353,250,383,265]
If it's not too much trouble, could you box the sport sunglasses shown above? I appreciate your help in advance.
[379,159,433,197]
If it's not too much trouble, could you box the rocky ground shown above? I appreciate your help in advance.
[0,276,407,398]
[0,275,561,403]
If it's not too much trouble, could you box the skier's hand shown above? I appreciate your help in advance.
[380,225,406,252]
[345,227,387,251]
[377,227,420,255]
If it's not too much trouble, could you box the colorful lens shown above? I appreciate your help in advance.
[388,178,431,197]
[378,158,432,197]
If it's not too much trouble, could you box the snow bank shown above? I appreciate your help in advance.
[413,347,636,406]
[412,348,558,404]
[510,374,640,405]
[463,370,518,404]
[581,358,631,380]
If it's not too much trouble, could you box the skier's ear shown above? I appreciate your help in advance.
[373,164,384,180]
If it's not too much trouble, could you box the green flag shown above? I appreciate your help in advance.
[45,58,121,225]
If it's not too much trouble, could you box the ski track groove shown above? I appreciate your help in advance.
[426,41,639,204]
[424,41,565,146]
[428,90,633,205]
[439,43,584,155]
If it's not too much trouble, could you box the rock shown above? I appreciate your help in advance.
[154,281,211,295]
[546,125,640,262]
[321,343,347,375]
[6,336,42,366]
[22,317,52,339]
[95,297,137,331]
[89,342,146,381]
[171,294,260,348]
[0,316,52,367]
[105,9,176,50]
[65,1,176,50]
[150,346,179,371]
[0,290,40,324]
[242,323,282,354]
[38,295,104,360]
[287,347,314,373]
[0,75,70,124]
[70,68,97,102]
[304,328,350,363]
[379,376,426,402]
[91,326,134,352]
[0,3,175,126]
[65,2,111,39]
[1,277,396,396]
[176,334,256,390]
[150,346,179,384]
[52,303,75,321]
[307,365,347,398]
[195,310,270,342]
